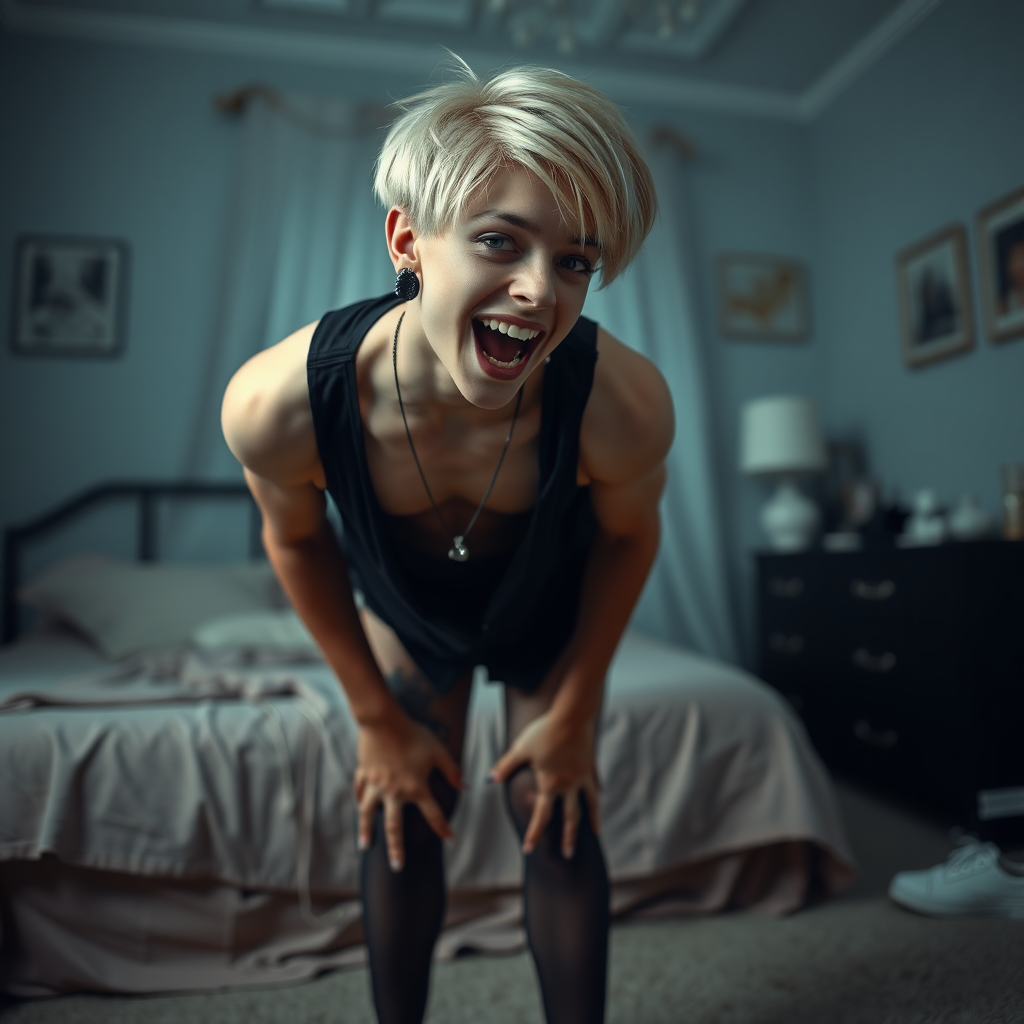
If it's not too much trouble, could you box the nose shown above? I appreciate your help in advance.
[510,255,556,310]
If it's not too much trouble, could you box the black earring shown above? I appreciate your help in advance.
[394,268,420,301]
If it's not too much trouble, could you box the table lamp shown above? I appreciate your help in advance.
[741,395,828,551]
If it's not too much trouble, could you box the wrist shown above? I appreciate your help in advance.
[350,685,405,730]
[548,688,600,734]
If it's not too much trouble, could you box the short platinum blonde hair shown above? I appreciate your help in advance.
[374,58,656,287]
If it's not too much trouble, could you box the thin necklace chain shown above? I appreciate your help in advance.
[391,311,523,562]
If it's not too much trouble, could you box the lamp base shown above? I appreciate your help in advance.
[762,479,820,552]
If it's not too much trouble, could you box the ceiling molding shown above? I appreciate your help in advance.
[0,0,943,122]
[798,0,945,120]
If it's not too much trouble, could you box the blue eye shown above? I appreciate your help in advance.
[479,235,512,250]
[561,255,595,275]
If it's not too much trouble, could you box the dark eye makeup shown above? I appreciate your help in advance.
[474,233,595,275]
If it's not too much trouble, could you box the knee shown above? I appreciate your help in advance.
[503,766,545,839]
[400,769,460,849]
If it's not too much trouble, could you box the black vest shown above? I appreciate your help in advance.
[306,293,598,693]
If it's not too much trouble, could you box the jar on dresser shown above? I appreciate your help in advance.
[756,541,1024,845]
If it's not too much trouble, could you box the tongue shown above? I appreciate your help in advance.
[477,322,524,363]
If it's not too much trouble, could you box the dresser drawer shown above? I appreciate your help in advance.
[757,556,822,625]
[819,551,957,622]
[758,625,829,688]
[831,623,960,697]
[819,688,962,805]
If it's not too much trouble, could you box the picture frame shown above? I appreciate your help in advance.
[975,185,1024,345]
[717,252,809,342]
[894,224,973,369]
[10,236,129,358]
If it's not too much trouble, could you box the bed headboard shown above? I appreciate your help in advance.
[2,481,262,645]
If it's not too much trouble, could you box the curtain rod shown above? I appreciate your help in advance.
[214,85,697,159]
[213,83,390,135]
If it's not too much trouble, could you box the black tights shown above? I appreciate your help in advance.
[360,768,609,1024]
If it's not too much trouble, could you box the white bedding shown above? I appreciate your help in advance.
[0,622,857,993]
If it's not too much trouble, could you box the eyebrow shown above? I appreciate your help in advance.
[471,209,601,251]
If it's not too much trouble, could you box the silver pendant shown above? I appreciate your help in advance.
[448,536,469,562]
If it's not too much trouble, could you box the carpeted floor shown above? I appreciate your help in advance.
[2,780,1022,1024]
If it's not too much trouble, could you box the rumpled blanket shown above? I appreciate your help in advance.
[0,630,857,955]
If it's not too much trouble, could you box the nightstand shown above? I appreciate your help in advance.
[757,542,1024,845]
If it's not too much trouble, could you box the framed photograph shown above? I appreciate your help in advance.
[976,185,1024,344]
[10,236,129,358]
[894,224,973,369]
[717,252,809,341]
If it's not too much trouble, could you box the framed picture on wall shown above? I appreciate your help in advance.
[976,185,1024,345]
[717,252,809,341]
[10,236,129,358]
[894,224,974,369]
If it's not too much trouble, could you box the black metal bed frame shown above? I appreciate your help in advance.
[2,481,262,645]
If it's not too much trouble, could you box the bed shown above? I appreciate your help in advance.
[0,482,856,997]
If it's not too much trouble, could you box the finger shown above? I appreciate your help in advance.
[416,794,455,844]
[434,745,466,793]
[562,788,581,860]
[489,745,527,785]
[384,797,405,872]
[584,778,602,836]
[354,771,365,804]
[522,792,554,855]
[357,786,379,853]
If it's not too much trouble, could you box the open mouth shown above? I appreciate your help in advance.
[472,317,544,373]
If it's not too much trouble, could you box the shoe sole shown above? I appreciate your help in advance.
[889,890,1024,920]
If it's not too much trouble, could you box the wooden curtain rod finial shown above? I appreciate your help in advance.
[212,83,279,115]
[651,125,697,161]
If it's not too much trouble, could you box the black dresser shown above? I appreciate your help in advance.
[757,541,1024,844]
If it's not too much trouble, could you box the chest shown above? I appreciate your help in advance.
[358,386,545,553]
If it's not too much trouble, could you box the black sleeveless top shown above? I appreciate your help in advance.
[306,294,598,694]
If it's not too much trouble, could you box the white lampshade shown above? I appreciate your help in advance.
[740,396,827,476]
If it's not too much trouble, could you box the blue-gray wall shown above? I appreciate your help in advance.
[1,0,1019,662]
[811,0,1024,527]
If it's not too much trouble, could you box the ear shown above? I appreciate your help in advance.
[385,206,418,274]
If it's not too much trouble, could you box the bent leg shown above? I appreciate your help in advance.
[504,678,610,1024]
[359,608,472,1024]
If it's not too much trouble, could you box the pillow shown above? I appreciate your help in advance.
[18,557,282,659]
[192,609,321,660]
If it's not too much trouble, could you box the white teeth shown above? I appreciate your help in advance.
[476,318,540,342]
[484,351,526,369]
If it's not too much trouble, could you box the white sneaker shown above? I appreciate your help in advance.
[888,837,1024,919]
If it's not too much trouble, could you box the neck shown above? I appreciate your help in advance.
[389,304,472,411]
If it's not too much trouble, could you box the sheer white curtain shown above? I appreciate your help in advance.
[177,97,738,660]
[168,93,392,556]
[584,143,738,662]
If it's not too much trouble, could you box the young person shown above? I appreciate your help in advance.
[221,59,673,1024]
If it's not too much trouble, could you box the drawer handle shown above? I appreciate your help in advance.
[770,632,805,655]
[851,579,895,601]
[852,648,897,674]
[770,577,804,598]
[854,719,898,749]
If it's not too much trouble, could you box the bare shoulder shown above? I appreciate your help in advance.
[580,326,675,485]
[221,320,325,488]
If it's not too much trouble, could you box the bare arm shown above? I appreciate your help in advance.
[241,470,402,726]
[221,325,462,867]
[551,326,674,721]
[221,322,399,726]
